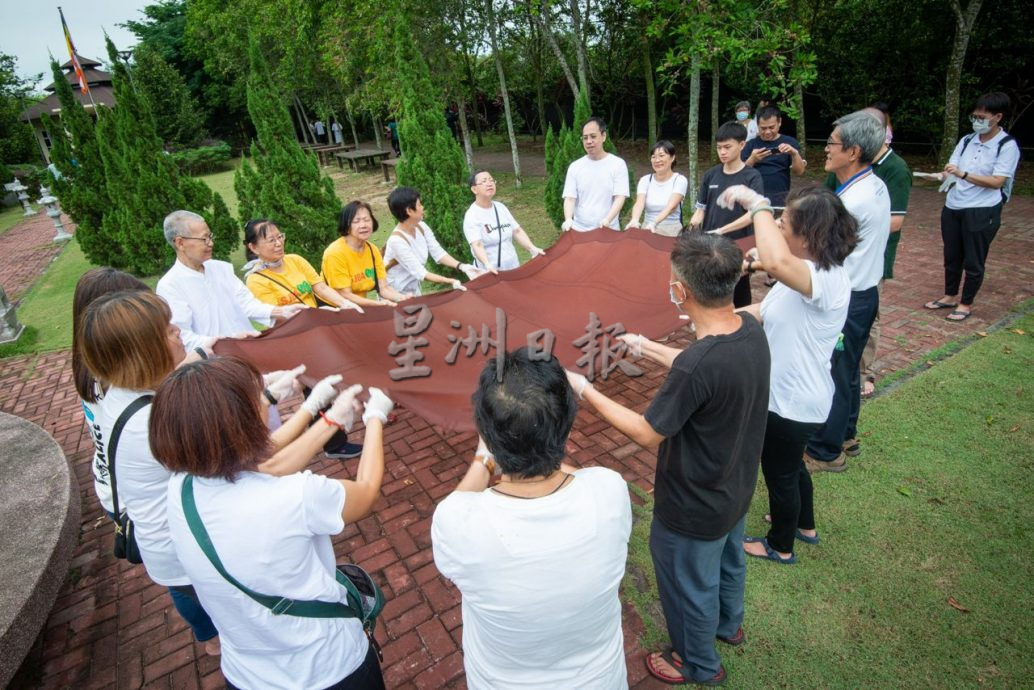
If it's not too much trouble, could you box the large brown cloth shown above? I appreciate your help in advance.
[214,229,754,431]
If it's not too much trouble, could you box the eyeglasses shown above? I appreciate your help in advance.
[264,233,286,245]
[825,138,847,148]
[180,234,214,245]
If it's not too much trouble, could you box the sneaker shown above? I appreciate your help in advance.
[804,452,847,474]
[843,438,862,457]
[325,442,363,459]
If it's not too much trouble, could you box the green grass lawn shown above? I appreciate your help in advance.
[0,203,28,237]
[622,311,1034,688]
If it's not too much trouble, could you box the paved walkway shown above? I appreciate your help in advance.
[0,210,73,301]
[1,188,1032,689]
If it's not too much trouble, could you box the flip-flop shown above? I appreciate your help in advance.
[744,536,797,564]
[761,515,821,544]
[925,300,959,310]
[945,310,971,321]
[644,647,689,685]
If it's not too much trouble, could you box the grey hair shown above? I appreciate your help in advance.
[833,111,885,164]
[163,210,206,247]
[735,100,751,111]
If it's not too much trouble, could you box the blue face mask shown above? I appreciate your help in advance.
[736,111,749,121]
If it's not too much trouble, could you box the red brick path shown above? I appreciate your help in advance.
[2,189,1032,689]
[0,211,74,302]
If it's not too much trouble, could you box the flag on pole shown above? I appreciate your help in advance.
[59,7,89,95]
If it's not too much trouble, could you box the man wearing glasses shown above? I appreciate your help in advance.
[740,105,807,207]
[156,210,304,353]
[561,117,629,231]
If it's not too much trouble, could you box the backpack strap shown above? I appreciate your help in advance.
[181,475,375,622]
[491,204,503,268]
[252,271,307,306]
[108,395,153,520]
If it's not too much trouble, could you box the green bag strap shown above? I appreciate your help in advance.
[181,475,376,623]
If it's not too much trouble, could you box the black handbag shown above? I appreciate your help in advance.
[108,395,153,564]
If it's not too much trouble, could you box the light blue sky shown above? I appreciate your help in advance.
[1,0,151,89]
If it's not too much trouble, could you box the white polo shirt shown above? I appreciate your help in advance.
[946,130,1021,210]
[837,169,890,291]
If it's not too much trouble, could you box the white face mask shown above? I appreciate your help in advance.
[971,117,992,134]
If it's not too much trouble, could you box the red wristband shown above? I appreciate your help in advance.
[319,411,344,430]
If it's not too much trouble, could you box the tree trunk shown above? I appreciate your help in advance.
[569,0,591,109]
[794,78,806,157]
[533,0,579,100]
[486,0,522,187]
[295,97,316,145]
[686,56,701,207]
[710,62,720,164]
[293,97,313,144]
[642,36,657,143]
[940,0,985,165]
[345,104,360,147]
[530,15,548,137]
[457,98,475,170]
[372,115,383,151]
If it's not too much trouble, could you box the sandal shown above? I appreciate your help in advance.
[945,310,971,322]
[744,536,797,564]
[924,300,958,310]
[644,648,689,685]
[761,515,820,545]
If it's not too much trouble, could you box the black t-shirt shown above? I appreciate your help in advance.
[697,165,765,240]
[740,134,801,206]
[644,314,770,539]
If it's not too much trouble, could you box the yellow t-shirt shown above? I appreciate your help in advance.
[246,254,322,308]
[321,237,386,298]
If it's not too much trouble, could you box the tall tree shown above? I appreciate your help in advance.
[531,0,579,100]
[569,0,591,108]
[131,44,206,148]
[235,34,341,267]
[940,0,985,163]
[486,0,523,186]
[393,10,471,261]
[543,88,590,228]
[0,53,39,165]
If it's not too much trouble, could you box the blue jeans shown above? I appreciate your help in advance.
[168,585,218,642]
[650,515,746,681]
[807,286,879,461]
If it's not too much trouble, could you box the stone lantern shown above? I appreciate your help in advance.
[37,186,72,242]
[0,286,24,344]
[4,177,35,216]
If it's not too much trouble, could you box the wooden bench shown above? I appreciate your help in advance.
[336,148,392,172]
[314,144,353,166]
[381,158,399,182]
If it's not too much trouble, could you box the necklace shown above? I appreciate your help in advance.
[491,472,573,499]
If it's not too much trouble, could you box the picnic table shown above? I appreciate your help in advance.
[313,144,353,166]
[381,158,399,182]
[336,148,392,172]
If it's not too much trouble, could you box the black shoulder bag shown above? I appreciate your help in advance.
[109,395,153,564]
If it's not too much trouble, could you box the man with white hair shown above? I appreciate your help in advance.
[156,210,304,353]
[804,111,890,473]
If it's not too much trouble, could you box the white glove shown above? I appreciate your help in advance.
[263,364,306,402]
[324,384,363,431]
[301,374,343,416]
[476,436,502,476]
[561,219,574,232]
[458,263,482,280]
[717,185,768,212]
[450,278,468,291]
[529,246,545,258]
[362,387,394,425]
[617,333,644,358]
[565,369,593,399]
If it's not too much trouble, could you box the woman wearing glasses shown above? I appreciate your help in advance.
[463,170,545,273]
[243,219,362,312]
[626,140,688,237]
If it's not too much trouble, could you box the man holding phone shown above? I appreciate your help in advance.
[741,105,807,206]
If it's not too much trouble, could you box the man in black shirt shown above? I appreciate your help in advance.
[567,233,770,687]
[690,121,766,307]
[740,105,807,206]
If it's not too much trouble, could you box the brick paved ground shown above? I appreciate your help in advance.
[0,211,74,301]
[2,188,1032,689]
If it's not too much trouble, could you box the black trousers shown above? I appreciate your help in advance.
[941,203,1002,306]
[761,411,820,554]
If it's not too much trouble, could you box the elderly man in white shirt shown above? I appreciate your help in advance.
[562,117,630,232]
[156,210,305,353]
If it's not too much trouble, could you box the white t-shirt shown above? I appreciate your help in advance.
[946,130,1021,209]
[167,471,367,690]
[838,171,890,291]
[432,466,631,690]
[760,261,852,423]
[636,173,689,225]
[562,154,630,231]
[82,398,113,514]
[383,222,449,296]
[746,119,759,141]
[94,387,187,586]
[463,201,521,271]
[157,259,274,352]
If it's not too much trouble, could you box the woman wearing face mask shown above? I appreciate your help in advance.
[626,140,689,237]
[924,92,1021,322]
[734,101,758,141]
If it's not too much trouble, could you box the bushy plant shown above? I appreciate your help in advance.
[168,141,232,174]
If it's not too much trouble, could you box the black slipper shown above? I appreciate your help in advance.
[945,310,971,322]
[925,300,958,310]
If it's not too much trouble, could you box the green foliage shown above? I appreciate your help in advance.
[0,53,39,165]
[234,34,340,267]
[45,59,112,266]
[168,141,232,174]
[131,43,206,147]
[392,10,471,262]
[543,88,591,229]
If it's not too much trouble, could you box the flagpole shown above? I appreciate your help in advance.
[57,7,98,114]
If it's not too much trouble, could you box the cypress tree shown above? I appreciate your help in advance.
[131,44,205,148]
[45,59,112,265]
[392,11,470,261]
[92,37,234,275]
[234,35,339,267]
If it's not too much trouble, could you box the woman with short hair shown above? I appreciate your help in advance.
[322,201,409,309]
[463,171,544,273]
[719,184,856,564]
[626,140,688,237]
[151,356,394,690]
